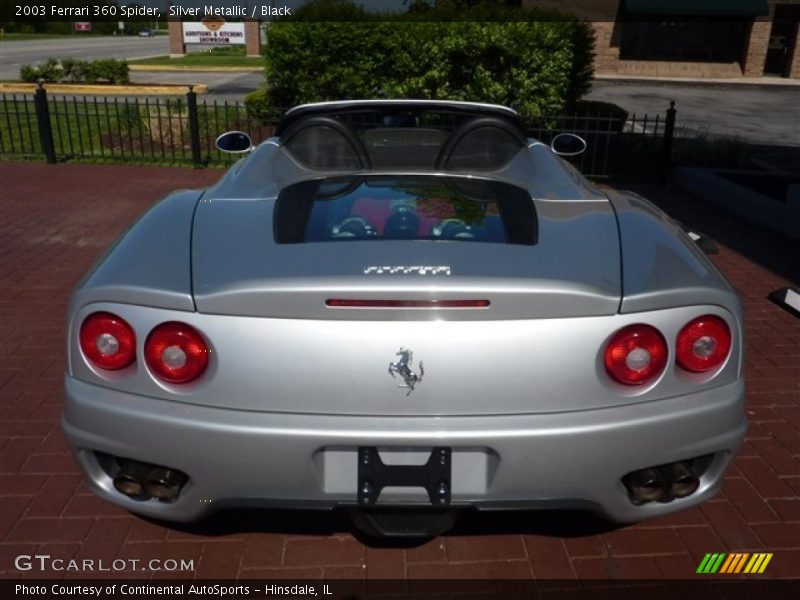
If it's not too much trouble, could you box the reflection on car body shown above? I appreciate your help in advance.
[62,100,746,536]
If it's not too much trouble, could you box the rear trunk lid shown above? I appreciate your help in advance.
[189,177,622,416]
[193,176,620,320]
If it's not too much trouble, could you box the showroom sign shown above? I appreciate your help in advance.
[182,18,245,45]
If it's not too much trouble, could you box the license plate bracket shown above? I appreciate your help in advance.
[357,447,451,507]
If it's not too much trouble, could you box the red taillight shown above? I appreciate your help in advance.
[79,312,136,370]
[604,324,668,385]
[145,322,209,384]
[676,315,731,373]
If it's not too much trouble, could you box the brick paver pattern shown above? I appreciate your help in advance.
[1,163,798,580]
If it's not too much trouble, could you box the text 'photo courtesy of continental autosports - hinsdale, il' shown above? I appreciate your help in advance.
[62,100,746,537]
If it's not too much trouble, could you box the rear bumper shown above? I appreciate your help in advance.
[62,375,746,523]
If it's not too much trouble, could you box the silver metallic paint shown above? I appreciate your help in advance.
[68,189,202,315]
[62,100,747,524]
[67,302,740,416]
[63,374,745,523]
[607,190,741,316]
[190,194,622,321]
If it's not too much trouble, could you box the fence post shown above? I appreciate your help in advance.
[660,100,676,185]
[186,85,202,166]
[33,81,56,164]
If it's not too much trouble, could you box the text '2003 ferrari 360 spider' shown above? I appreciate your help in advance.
[63,100,745,537]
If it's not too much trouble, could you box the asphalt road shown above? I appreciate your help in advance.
[0,36,169,80]
[130,70,264,100]
[172,77,800,145]
[0,36,262,102]
[3,38,798,145]
[587,81,800,146]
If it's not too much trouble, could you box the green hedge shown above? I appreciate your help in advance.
[261,0,595,121]
[20,58,129,84]
[244,89,284,124]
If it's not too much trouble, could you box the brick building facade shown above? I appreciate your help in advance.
[523,0,800,79]
[166,1,799,79]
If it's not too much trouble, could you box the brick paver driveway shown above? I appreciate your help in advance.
[1,162,798,580]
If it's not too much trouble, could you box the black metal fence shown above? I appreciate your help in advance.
[0,86,677,180]
[0,85,275,168]
[528,103,676,180]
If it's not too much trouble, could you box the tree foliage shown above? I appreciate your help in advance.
[259,0,594,120]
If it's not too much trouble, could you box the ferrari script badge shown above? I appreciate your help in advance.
[388,348,424,395]
[365,266,450,276]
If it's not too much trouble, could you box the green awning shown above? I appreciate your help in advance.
[625,0,769,17]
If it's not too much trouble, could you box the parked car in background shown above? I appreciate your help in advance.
[138,28,155,38]
[62,100,746,537]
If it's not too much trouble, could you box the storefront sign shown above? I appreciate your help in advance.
[182,19,245,45]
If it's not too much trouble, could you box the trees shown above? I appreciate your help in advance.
[253,0,595,120]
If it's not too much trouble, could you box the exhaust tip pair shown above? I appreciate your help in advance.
[113,460,188,502]
[623,461,700,505]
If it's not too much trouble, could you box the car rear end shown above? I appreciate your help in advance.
[62,170,746,534]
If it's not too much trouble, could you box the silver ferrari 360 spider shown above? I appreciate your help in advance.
[63,100,746,536]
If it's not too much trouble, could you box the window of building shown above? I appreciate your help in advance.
[621,18,749,62]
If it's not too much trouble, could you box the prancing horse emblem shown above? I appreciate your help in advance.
[388,347,424,395]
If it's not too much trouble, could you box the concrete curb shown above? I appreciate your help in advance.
[594,74,800,89]
[0,82,209,95]
[129,65,263,73]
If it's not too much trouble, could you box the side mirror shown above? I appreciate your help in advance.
[215,131,253,153]
[550,133,587,157]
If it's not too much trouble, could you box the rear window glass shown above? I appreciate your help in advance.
[274,176,537,245]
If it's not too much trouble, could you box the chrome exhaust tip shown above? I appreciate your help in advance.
[623,467,667,504]
[661,461,700,498]
[144,468,188,502]
[113,460,151,497]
